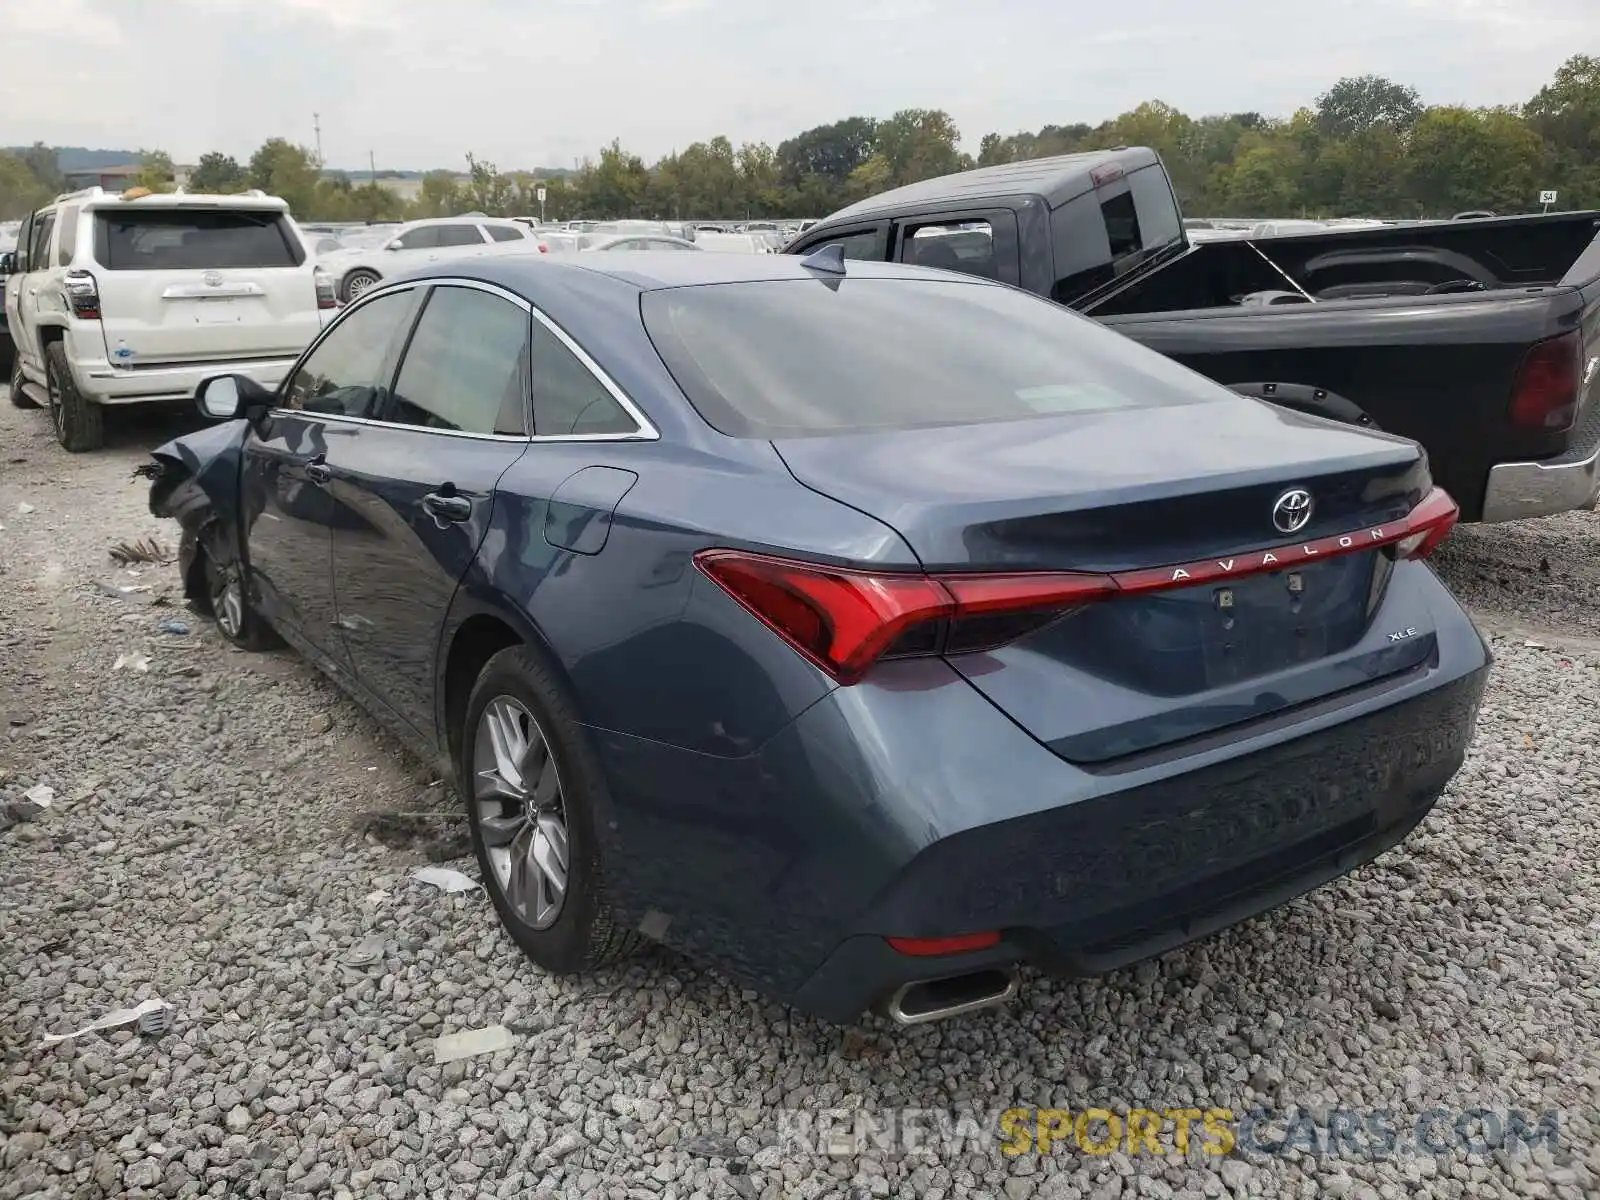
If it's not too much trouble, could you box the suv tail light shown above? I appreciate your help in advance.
[63,269,100,320]
[1510,331,1581,432]
[313,267,338,310]
[695,487,1460,685]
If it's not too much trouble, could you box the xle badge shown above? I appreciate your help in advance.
[1388,627,1420,642]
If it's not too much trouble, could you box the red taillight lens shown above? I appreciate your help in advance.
[695,486,1460,684]
[887,931,1002,957]
[64,269,100,321]
[1391,486,1459,560]
[1510,331,1581,432]
[538,242,549,254]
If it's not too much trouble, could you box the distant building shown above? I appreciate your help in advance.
[62,162,193,194]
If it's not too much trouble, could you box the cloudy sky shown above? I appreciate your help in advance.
[1,0,1590,171]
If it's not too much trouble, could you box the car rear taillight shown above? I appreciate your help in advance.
[1510,331,1581,432]
[695,487,1460,684]
[63,269,100,320]
[537,242,549,254]
[314,267,337,310]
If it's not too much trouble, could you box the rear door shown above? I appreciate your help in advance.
[240,285,423,659]
[893,210,1021,286]
[327,280,531,737]
[91,204,320,364]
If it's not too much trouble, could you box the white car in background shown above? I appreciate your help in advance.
[317,216,542,302]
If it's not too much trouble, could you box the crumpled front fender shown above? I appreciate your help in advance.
[145,419,250,531]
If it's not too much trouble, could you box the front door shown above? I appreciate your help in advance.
[238,285,421,660]
[327,281,532,738]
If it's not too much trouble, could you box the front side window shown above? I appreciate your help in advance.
[530,321,637,436]
[435,225,486,248]
[385,286,530,436]
[395,226,441,250]
[283,289,418,418]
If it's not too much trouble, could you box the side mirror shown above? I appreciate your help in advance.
[197,374,274,421]
[385,240,403,251]
[0,252,14,274]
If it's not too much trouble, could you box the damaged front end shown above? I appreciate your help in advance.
[139,420,251,598]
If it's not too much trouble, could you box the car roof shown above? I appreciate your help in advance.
[427,249,978,297]
[816,146,1161,224]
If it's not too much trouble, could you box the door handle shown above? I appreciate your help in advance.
[304,460,332,485]
[422,492,473,523]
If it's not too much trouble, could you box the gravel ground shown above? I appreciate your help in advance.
[2,397,1598,1200]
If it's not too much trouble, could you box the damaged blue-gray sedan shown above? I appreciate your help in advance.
[144,251,1489,1025]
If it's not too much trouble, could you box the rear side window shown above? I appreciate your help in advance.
[530,322,638,436]
[642,277,1222,438]
[486,225,525,243]
[387,286,530,436]
[56,207,79,266]
[93,209,304,270]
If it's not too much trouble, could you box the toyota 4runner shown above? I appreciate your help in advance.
[2,187,335,451]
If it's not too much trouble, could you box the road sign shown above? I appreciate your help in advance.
[536,186,547,203]
[1539,189,1557,205]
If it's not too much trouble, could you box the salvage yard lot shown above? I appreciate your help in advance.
[1,398,1598,1200]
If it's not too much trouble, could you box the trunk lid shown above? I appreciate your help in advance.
[773,403,1439,762]
[91,205,321,365]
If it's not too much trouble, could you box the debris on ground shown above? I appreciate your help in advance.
[109,538,174,566]
[409,865,481,894]
[112,653,152,673]
[40,997,174,1046]
[157,619,189,635]
[431,1024,516,1064]
[17,502,34,514]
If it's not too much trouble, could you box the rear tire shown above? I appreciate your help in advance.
[342,269,381,303]
[190,524,280,651]
[462,645,638,975]
[8,356,38,409]
[44,340,104,452]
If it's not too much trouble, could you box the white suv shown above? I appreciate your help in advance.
[3,187,335,451]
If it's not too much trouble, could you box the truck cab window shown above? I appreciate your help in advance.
[904,221,997,280]
[1101,193,1141,261]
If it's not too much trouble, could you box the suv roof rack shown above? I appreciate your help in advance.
[52,185,109,204]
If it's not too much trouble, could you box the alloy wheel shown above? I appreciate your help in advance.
[473,696,570,930]
[46,360,64,439]
[209,563,244,639]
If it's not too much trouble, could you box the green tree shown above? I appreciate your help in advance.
[190,152,246,193]
[0,151,52,219]
[18,143,62,194]
[414,170,462,218]
[247,139,321,215]
[462,154,515,216]
[875,109,963,186]
[1316,75,1423,139]
[1408,106,1544,215]
[131,149,176,193]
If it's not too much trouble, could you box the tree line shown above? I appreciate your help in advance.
[2,55,1595,225]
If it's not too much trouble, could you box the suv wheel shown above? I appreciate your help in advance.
[462,645,638,974]
[8,356,38,409]
[43,341,104,452]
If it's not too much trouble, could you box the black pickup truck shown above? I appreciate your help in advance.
[785,149,1600,523]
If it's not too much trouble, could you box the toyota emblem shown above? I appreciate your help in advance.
[203,271,223,287]
[1271,488,1314,535]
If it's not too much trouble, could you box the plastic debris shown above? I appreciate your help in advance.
[344,933,390,966]
[23,785,54,809]
[158,619,190,635]
[16,503,34,514]
[409,866,481,894]
[118,585,153,594]
[113,653,152,673]
[364,889,389,906]
[431,1024,516,1064]
[40,998,174,1046]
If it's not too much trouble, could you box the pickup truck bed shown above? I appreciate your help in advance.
[786,149,1600,523]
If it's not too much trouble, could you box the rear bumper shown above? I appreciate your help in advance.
[593,576,1490,1023]
[1480,404,1600,522]
[72,355,300,405]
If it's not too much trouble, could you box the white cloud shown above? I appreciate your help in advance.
[0,0,1587,169]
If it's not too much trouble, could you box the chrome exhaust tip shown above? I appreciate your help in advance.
[884,967,1019,1026]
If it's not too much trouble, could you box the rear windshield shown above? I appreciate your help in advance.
[640,277,1225,438]
[93,209,304,271]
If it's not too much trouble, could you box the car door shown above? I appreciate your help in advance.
[893,210,1021,286]
[4,211,35,370]
[325,280,532,737]
[239,286,423,664]
[14,210,56,372]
